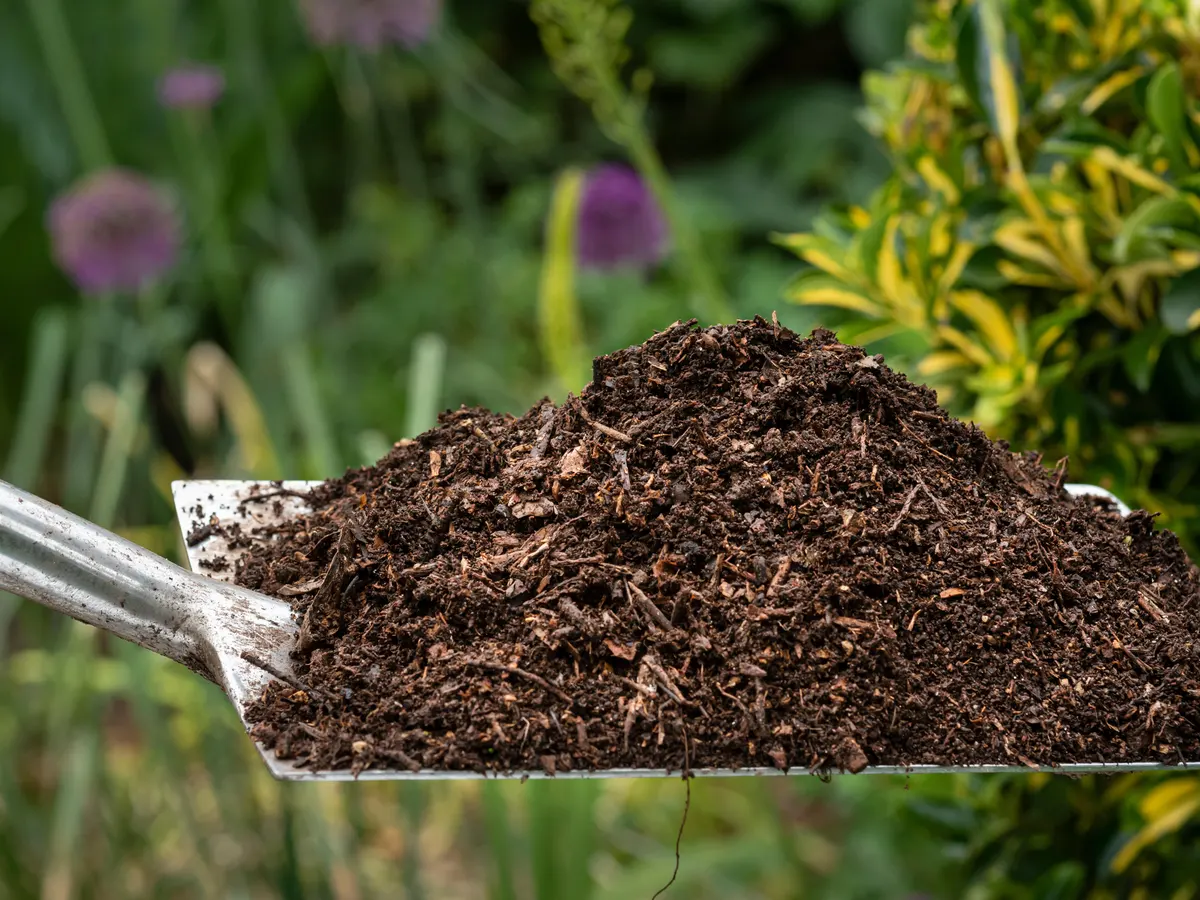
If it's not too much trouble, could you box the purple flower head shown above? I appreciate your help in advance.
[157,64,225,110]
[576,164,669,272]
[298,0,441,50]
[48,168,181,294]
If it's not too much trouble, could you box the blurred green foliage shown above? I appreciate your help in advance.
[0,0,1197,897]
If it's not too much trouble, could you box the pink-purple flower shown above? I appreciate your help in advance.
[47,168,181,294]
[157,64,225,110]
[298,0,441,50]
[576,164,669,271]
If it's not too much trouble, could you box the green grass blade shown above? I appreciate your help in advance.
[23,0,111,169]
[277,788,305,900]
[527,783,558,900]
[62,304,108,510]
[538,167,591,395]
[87,369,146,528]
[281,346,340,478]
[40,732,99,900]
[405,333,447,438]
[4,308,68,490]
[118,644,216,892]
[402,784,427,900]
[481,782,519,900]
[559,781,599,899]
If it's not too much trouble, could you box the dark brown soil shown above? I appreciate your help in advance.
[237,318,1200,775]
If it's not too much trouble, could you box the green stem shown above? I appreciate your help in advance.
[334,51,380,191]
[176,113,242,330]
[5,309,69,490]
[280,345,339,478]
[543,2,732,324]
[367,54,429,201]
[405,333,447,438]
[219,0,319,238]
[401,785,427,900]
[88,369,147,528]
[25,0,112,169]
[621,126,732,325]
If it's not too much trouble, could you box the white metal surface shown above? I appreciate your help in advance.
[171,479,1188,780]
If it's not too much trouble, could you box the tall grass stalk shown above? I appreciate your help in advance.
[481,782,519,900]
[4,309,69,491]
[530,0,732,325]
[363,54,429,202]
[538,168,591,394]
[40,732,99,900]
[23,0,111,170]
[281,346,340,478]
[405,333,447,438]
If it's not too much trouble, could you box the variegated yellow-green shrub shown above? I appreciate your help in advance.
[780,0,1200,542]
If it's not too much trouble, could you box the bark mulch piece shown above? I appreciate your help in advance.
[237,318,1200,775]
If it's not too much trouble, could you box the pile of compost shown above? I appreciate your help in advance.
[237,318,1200,774]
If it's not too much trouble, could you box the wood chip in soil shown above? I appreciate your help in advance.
[235,318,1200,775]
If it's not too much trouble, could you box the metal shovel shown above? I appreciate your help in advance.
[1,476,1187,780]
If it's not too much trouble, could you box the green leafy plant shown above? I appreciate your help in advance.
[780,0,1200,543]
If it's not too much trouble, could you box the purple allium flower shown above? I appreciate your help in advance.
[156,64,225,110]
[576,164,669,271]
[298,0,441,50]
[47,168,180,294]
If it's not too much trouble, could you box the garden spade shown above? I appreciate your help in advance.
[4,476,1188,780]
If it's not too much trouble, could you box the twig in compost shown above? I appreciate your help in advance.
[767,556,791,596]
[615,675,658,697]
[577,407,633,443]
[530,403,556,459]
[626,580,675,633]
[644,655,693,706]
[1137,587,1168,623]
[888,487,920,533]
[464,660,574,705]
[240,651,328,701]
[900,420,953,462]
[915,475,949,516]
[239,487,310,504]
[374,746,423,772]
[590,420,633,443]
[1052,456,1069,493]
[297,517,361,653]
[613,449,633,492]
[652,722,691,900]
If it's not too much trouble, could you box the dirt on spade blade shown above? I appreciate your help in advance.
[236,318,1200,775]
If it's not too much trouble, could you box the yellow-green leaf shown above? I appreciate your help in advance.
[937,241,977,297]
[997,260,1075,288]
[1080,67,1145,115]
[786,272,884,318]
[1089,146,1176,195]
[949,290,1019,361]
[1061,216,1097,285]
[918,351,972,377]
[538,167,590,393]
[917,156,961,204]
[976,0,1023,159]
[1111,780,1200,873]
[994,220,1071,276]
[877,217,926,327]
[775,232,856,282]
[937,325,995,367]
